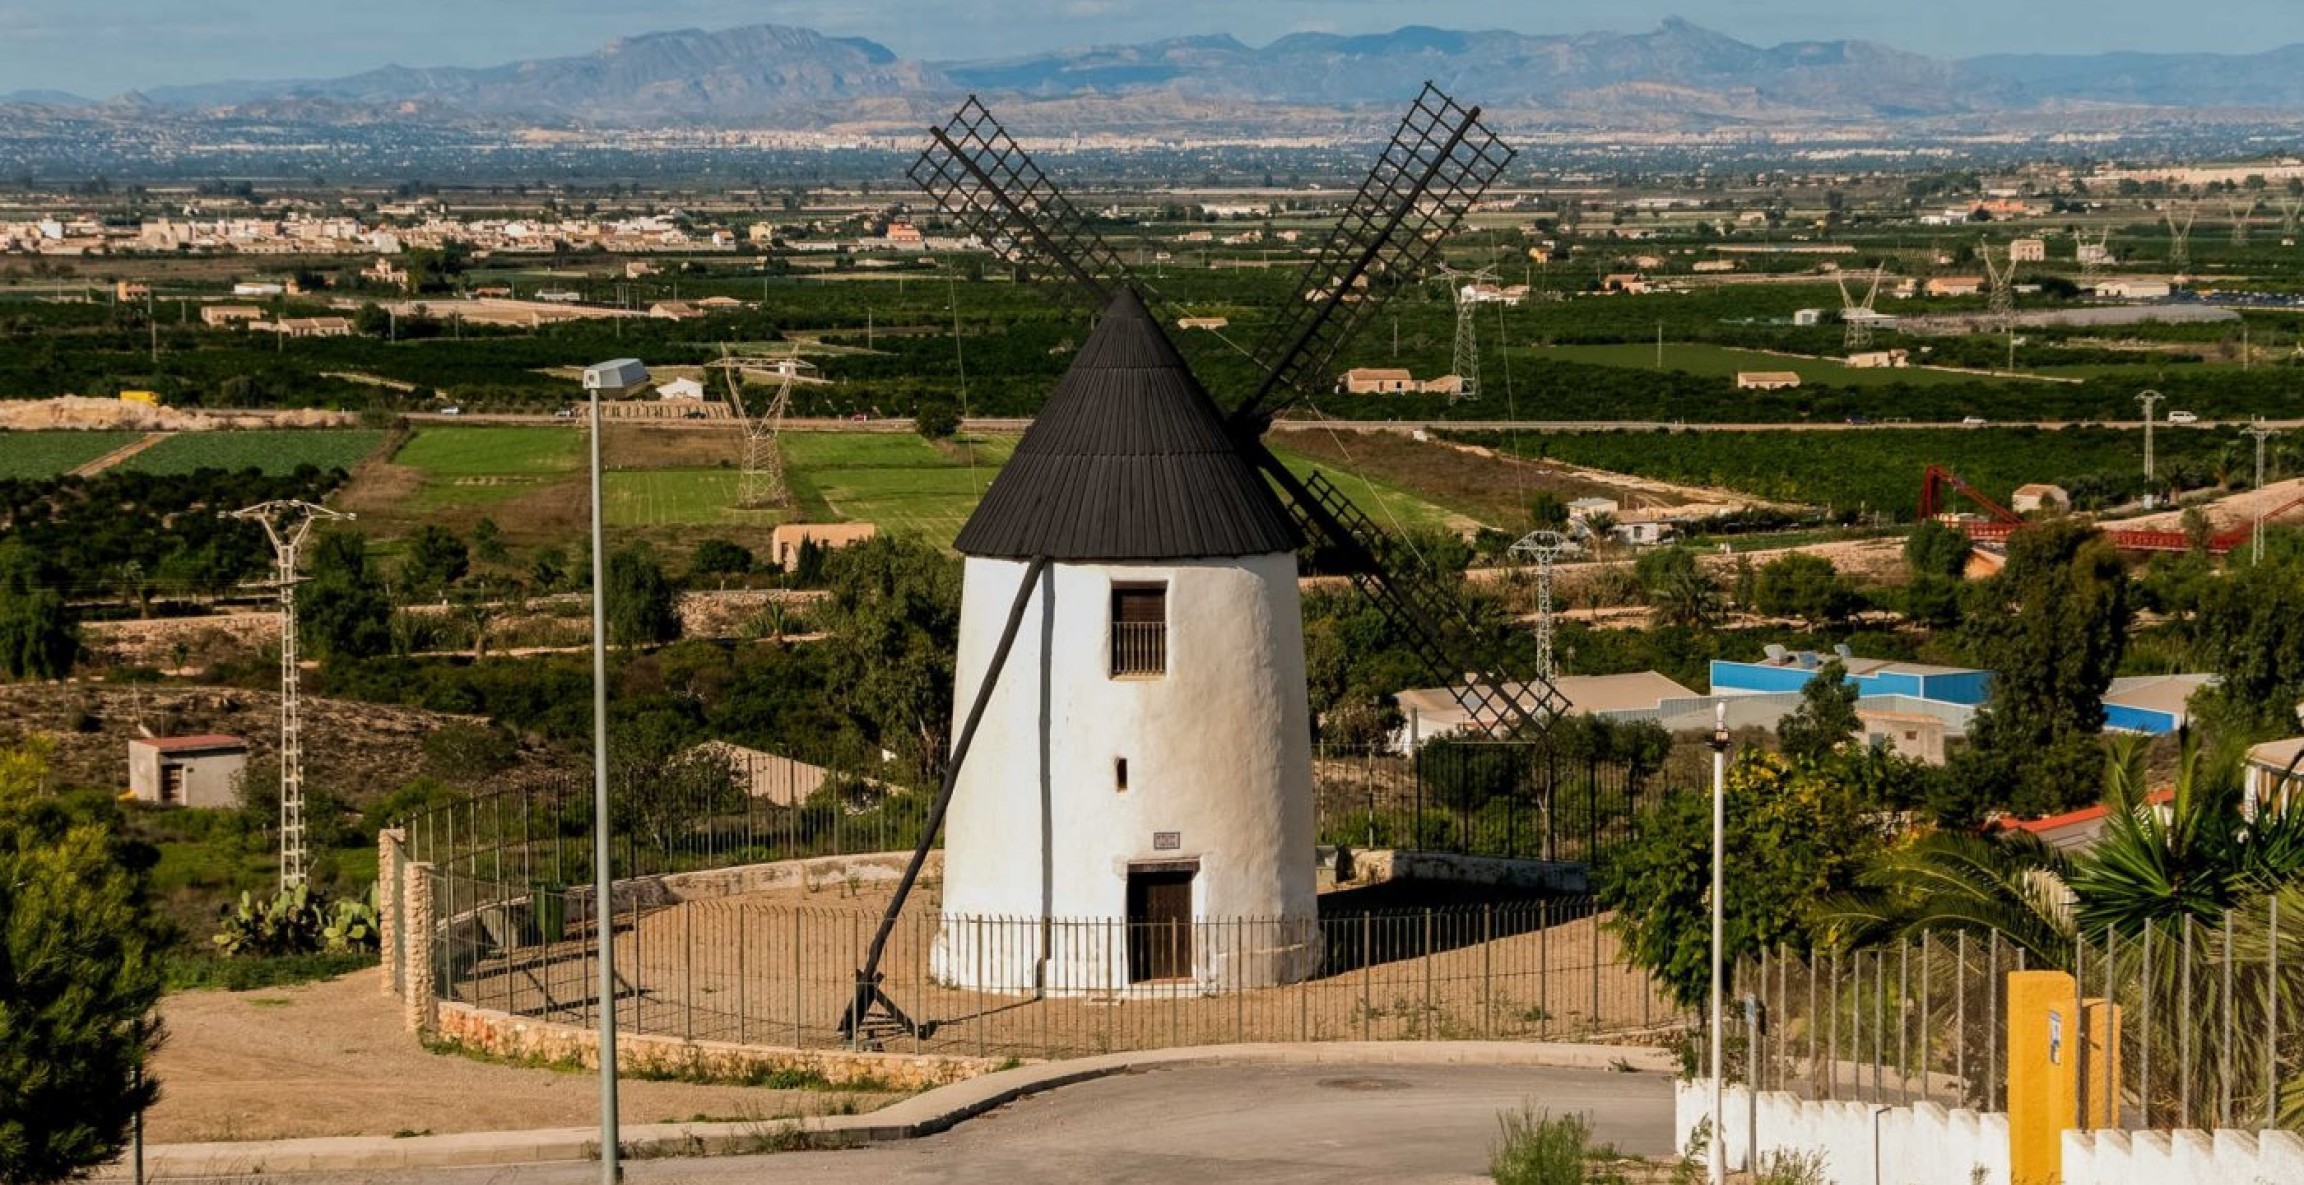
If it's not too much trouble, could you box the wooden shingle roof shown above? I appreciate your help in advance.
[954,288,1301,562]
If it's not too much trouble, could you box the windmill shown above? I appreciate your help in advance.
[2166,202,2198,272]
[717,347,795,509]
[838,85,1551,1045]
[1435,263,1500,401]
[1834,265,1885,353]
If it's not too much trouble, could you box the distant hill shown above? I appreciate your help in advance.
[93,19,2304,131]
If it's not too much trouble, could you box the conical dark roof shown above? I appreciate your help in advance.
[954,288,1301,562]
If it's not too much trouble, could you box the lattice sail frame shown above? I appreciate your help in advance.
[908,97,1131,302]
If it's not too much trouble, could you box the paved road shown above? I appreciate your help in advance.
[404,412,2304,433]
[202,1062,1671,1185]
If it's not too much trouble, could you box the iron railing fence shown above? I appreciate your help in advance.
[1109,621,1167,678]
[426,876,1685,1062]
[1730,903,2302,1134]
[402,742,1683,882]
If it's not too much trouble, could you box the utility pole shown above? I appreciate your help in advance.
[2136,390,2164,482]
[1708,702,1731,1185]
[230,500,353,890]
[2244,421,2284,491]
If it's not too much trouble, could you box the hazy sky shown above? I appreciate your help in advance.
[6,1,2298,96]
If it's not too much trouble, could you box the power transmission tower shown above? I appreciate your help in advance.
[231,500,353,891]
[2166,202,2198,271]
[1437,264,1500,403]
[1981,240,2016,333]
[2077,229,2112,282]
[2279,196,2304,245]
[1508,529,1577,681]
[2244,421,2286,491]
[1835,265,1884,352]
[2229,198,2254,247]
[720,349,796,509]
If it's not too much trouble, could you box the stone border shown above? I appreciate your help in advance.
[106,1040,1672,1179]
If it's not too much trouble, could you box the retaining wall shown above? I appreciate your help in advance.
[433,1001,1006,1092]
[2063,1127,2304,1185]
[1674,1080,2009,1185]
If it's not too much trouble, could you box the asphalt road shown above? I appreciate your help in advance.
[202,1062,1673,1185]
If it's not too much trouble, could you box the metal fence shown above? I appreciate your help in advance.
[1312,740,1678,865]
[1730,903,2302,1134]
[427,873,1684,1061]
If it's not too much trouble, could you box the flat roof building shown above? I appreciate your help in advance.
[128,735,248,809]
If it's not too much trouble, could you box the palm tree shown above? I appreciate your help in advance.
[1821,829,2077,969]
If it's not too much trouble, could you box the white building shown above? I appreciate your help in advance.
[2009,238,2048,263]
[656,377,707,401]
[128,735,248,808]
[2093,279,2174,300]
[933,289,1318,996]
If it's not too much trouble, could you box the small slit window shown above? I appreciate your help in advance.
[1115,757,1130,793]
[1110,584,1167,678]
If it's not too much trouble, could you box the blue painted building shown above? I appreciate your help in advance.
[1709,651,1993,707]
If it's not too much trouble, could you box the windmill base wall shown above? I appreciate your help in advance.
[929,915,1323,996]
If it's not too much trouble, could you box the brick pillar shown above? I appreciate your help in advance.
[403,861,438,1035]
[377,829,404,999]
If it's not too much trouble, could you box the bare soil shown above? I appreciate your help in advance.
[602,422,746,470]
[148,970,907,1143]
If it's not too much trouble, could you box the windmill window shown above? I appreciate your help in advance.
[1110,584,1167,678]
[1115,757,1129,793]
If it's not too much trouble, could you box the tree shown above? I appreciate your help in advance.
[397,524,469,595]
[0,542,76,680]
[1751,553,1859,625]
[1903,519,1969,580]
[1947,520,2130,822]
[1600,750,1885,1008]
[688,538,754,582]
[0,741,165,1184]
[2189,546,2304,738]
[1777,659,1860,762]
[914,398,961,441]
[299,530,392,662]
[605,544,681,648]
[813,537,963,785]
[1636,549,1727,630]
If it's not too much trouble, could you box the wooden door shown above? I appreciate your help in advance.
[160,764,185,806]
[1127,866,1194,983]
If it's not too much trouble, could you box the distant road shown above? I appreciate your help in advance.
[395,413,2304,433]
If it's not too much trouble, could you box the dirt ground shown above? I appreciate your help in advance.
[2099,474,2304,534]
[147,970,908,1143]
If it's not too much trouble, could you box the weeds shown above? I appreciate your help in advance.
[1490,1107,1640,1185]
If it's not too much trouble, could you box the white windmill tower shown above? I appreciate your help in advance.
[1834,265,1886,353]
[930,289,1319,994]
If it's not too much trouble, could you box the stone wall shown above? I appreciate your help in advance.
[432,1001,1005,1092]
[1347,849,1589,894]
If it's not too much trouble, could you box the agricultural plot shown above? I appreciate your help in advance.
[0,430,145,479]
[116,430,388,476]
[1266,443,1486,535]
[604,469,778,529]
[1479,425,2242,519]
[1524,342,2021,390]
[779,432,1011,540]
[391,426,582,511]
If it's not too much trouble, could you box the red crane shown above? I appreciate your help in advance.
[1926,465,2304,556]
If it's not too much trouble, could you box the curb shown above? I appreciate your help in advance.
[109,1041,1674,1178]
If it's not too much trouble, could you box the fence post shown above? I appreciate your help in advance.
[378,828,404,1000]
[1482,904,1494,1040]
[1360,912,1372,1041]
[403,861,437,1036]
[792,911,803,1049]
[2270,894,2282,1132]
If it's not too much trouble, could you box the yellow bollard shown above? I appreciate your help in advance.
[2006,970,2079,1185]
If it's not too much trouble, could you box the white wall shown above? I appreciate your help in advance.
[1676,1081,2304,1185]
[935,554,1318,994]
[1674,1081,2008,1185]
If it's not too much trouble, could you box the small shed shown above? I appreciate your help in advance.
[128,735,249,808]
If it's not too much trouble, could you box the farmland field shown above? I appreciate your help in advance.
[117,430,388,476]
[0,430,145,479]
[1469,424,2246,519]
[1524,342,2026,390]
[780,432,1012,540]
[604,469,779,529]
[390,426,583,511]
[1266,443,1485,534]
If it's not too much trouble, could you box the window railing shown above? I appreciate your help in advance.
[1111,621,1167,677]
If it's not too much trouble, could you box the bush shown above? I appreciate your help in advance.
[211,884,379,957]
[1490,1108,1631,1185]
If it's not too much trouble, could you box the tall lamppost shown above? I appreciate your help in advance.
[580,358,648,1185]
[1709,701,1730,1185]
[2136,390,2164,483]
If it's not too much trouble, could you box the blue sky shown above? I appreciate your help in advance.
[5,1,2296,96]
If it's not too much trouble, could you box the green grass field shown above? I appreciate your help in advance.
[118,430,389,476]
[780,432,1010,540]
[0,430,146,479]
[1526,343,2026,390]
[1267,444,1485,534]
[391,426,583,510]
[604,469,782,529]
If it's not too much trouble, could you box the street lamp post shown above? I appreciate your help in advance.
[2136,390,2163,483]
[1709,701,1730,1184]
[580,358,648,1185]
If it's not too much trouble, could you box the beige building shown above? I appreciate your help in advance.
[1926,277,1985,297]
[1736,371,1803,391]
[201,304,265,327]
[1338,368,1419,395]
[770,522,879,569]
[2010,484,2071,515]
[1859,709,1948,765]
[1392,672,1700,750]
[2009,238,2048,263]
[1845,349,1910,369]
[2246,737,2303,818]
[128,735,248,809]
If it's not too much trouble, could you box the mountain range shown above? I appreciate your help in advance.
[12,19,2304,132]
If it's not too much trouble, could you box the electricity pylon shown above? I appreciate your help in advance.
[1509,529,1577,681]
[231,499,353,890]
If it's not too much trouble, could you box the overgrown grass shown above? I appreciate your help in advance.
[165,951,377,992]
[1490,1107,1641,1185]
